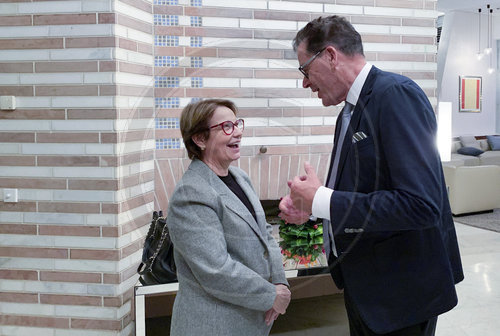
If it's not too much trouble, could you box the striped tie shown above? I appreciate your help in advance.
[323,102,352,258]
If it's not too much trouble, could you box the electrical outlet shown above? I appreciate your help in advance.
[0,96,16,110]
[3,189,18,203]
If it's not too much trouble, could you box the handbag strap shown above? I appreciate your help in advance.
[146,211,159,240]
[147,217,170,272]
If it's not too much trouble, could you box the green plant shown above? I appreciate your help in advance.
[279,219,324,264]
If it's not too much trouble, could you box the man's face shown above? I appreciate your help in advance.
[297,42,347,107]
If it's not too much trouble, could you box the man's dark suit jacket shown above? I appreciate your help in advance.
[326,66,464,334]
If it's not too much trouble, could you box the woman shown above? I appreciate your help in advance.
[167,99,290,336]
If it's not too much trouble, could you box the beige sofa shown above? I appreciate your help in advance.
[443,165,500,215]
[443,136,500,215]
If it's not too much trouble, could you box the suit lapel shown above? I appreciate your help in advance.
[333,66,378,188]
[190,160,265,241]
[325,111,344,186]
[226,167,267,241]
[220,189,264,240]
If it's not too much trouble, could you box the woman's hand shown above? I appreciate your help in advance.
[264,308,279,326]
[264,284,291,325]
[273,284,291,314]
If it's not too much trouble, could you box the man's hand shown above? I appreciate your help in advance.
[288,161,322,215]
[279,195,310,225]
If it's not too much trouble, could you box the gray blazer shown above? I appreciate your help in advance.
[167,159,288,336]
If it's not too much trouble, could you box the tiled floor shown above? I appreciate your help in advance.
[436,223,500,336]
[147,222,500,336]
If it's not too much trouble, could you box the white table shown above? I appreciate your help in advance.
[134,270,298,336]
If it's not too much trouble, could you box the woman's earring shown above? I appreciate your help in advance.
[200,147,205,151]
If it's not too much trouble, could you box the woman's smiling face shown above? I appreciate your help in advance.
[198,106,242,175]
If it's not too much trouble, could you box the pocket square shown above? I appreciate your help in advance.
[352,131,368,143]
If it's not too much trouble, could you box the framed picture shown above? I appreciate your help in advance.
[459,76,482,112]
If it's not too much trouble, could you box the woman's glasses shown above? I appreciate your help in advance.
[209,119,244,135]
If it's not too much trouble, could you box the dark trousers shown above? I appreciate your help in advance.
[343,288,438,336]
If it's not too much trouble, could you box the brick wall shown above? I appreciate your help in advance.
[153,0,439,208]
[0,0,154,335]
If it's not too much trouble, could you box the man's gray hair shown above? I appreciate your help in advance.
[293,15,364,56]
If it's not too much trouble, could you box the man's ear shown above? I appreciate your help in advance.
[325,46,337,69]
[192,133,206,151]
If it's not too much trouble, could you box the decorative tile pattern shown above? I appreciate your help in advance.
[155,97,180,108]
[190,36,203,47]
[155,35,179,47]
[155,76,180,88]
[190,0,202,7]
[191,56,203,68]
[191,16,202,27]
[156,138,181,149]
[191,77,203,88]
[155,117,180,129]
[155,56,179,67]
[154,14,179,26]
[154,0,179,4]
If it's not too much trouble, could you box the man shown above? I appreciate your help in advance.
[279,16,464,336]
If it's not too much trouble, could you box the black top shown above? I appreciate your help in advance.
[219,173,257,222]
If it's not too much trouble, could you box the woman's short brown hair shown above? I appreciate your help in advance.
[180,99,238,160]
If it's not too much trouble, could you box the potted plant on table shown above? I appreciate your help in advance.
[279,219,324,266]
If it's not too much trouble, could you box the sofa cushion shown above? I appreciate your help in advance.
[479,139,490,151]
[451,140,461,153]
[443,158,465,167]
[479,150,500,165]
[459,135,482,150]
[487,135,500,150]
[450,153,481,166]
[457,146,484,156]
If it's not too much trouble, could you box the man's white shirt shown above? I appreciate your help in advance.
[311,62,373,221]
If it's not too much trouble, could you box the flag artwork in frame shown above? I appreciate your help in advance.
[459,76,482,112]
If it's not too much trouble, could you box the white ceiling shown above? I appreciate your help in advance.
[437,0,500,13]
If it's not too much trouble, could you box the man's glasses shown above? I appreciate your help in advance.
[209,119,244,135]
[298,47,326,79]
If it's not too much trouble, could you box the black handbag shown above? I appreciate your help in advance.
[137,210,177,285]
